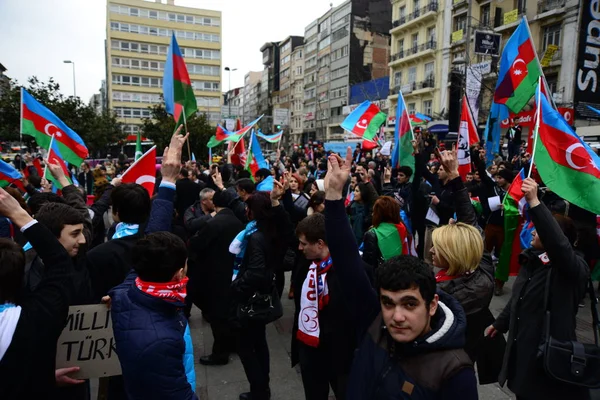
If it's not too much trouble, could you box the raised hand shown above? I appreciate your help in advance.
[437,143,459,179]
[271,179,285,203]
[0,187,33,227]
[47,161,70,188]
[521,177,540,208]
[324,147,353,200]
[161,126,188,184]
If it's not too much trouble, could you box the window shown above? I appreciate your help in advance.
[306,41,317,54]
[454,15,467,32]
[195,97,220,107]
[413,0,421,15]
[542,24,561,50]
[394,71,402,87]
[411,33,419,51]
[408,67,417,84]
[399,6,406,20]
[407,103,416,114]
[330,86,347,99]
[318,36,331,51]
[423,100,432,116]
[427,26,436,43]
[481,5,491,27]
[331,67,347,80]
[332,27,349,42]
[332,46,348,61]
[545,75,558,94]
[397,39,404,53]
[424,62,434,79]
[114,107,152,119]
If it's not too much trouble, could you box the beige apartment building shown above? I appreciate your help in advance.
[106,0,222,135]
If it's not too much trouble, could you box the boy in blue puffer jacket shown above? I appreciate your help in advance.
[110,231,197,400]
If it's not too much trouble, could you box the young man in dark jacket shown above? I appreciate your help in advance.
[322,149,478,399]
[293,212,359,400]
[110,232,197,400]
[0,187,74,399]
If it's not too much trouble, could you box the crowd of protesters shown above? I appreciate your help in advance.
[0,124,599,400]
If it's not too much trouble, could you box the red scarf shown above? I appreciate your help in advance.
[135,276,188,303]
[435,269,457,282]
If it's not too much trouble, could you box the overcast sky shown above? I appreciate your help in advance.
[0,0,347,102]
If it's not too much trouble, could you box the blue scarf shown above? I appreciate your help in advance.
[112,223,139,240]
[230,220,258,280]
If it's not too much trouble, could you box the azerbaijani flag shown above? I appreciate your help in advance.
[245,131,268,181]
[494,17,541,113]
[0,159,22,188]
[163,34,197,125]
[533,87,600,214]
[372,222,409,260]
[44,138,72,189]
[21,88,88,165]
[340,101,386,141]
[207,115,263,148]
[496,191,524,282]
[409,112,431,126]
[457,95,479,180]
[256,130,283,143]
[391,92,415,173]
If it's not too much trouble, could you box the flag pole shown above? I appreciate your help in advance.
[19,87,24,154]
[44,134,55,178]
[398,91,415,140]
[528,77,543,178]
[181,111,192,161]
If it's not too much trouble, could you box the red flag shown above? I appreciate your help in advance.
[121,146,157,195]
[47,146,70,179]
[362,139,378,151]
[458,96,479,180]
[231,139,246,166]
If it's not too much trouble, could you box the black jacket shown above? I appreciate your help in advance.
[183,200,212,235]
[493,202,590,399]
[78,170,94,195]
[188,208,243,319]
[416,153,455,226]
[474,158,506,226]
[0,222,72,399]
[175,178,203,220]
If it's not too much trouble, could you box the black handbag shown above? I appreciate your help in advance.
[539,268,600,388]
[236,284,283,324]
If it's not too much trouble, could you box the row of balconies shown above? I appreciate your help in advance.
[390,77,435,96]
[392,2,439,32]
[389,40,437,63]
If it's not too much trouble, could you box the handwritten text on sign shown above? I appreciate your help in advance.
[56,305,121,379]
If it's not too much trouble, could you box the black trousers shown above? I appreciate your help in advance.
[237,321,270,397]
[298,342,348,400]
[211,318,236,358]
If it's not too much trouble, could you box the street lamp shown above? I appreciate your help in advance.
[63,60,76,98]
[224,66,237,118]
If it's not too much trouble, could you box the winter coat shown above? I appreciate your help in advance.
[0,222,73,399]
[493,202,590,400]
[188,208,243,320]
[183,200,212,235]
[110,273,197,400]
[324,199,478,400]
[347,202,372,244]
[416,153,455,226]
[175,178,203,220]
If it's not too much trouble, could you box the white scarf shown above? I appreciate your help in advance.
[0,304,21,361]
[297,257,332,347]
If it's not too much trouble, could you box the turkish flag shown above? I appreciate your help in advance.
[458,96,479,180]
[362,139,378,151]
[121,146,157,195]
[47,147,70,179]
[231,139,246,166]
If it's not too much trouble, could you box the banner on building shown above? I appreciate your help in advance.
[273,108,289,126]
[574,1,600,120]
[540,44,559,67]
[465,62,491,122]
[56,305,122,379]
[474,31,502,56]
[500,107,574,128]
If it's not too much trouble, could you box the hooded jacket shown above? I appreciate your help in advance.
[324,199,478,399]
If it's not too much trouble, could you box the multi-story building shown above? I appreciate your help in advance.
[106,0,222,137]
[223,87,242,127]
[274,36,304,142]
[304,0,392,142]
[258,42,281,132]
[387,0,443,134]
[303,20,319,140]
[243,71,262,124]
[290,45,305,145]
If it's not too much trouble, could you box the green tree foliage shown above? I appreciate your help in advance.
[141,103,214,162]
[0,77,124,157]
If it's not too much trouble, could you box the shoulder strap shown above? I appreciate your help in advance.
[587,277,600,346]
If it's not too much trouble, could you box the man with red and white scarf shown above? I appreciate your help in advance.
[291,212,364,400]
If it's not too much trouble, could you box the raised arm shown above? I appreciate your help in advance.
[324,149,379,335]
[522,178,588,281]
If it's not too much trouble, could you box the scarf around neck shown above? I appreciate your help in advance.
[135,276,188,304]
[229,220,258,280]
[112,223,139,240]
[297,256,333,347]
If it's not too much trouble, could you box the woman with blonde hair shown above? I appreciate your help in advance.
[431,147,504,385]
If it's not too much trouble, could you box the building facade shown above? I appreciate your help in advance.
[275,36,304,143]
[106,0,222,136]
[258,42,281,132]
[243,71,262,125]
[290,45,305,145]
